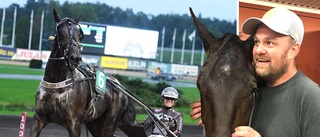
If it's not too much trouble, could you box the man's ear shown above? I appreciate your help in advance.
[289,43,300,59]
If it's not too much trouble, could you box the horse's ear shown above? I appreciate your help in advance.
[75,14,82,24]
[245,35,255,54]
[189,7,216,57]
[53,9,61,23]
[245,35,255,49]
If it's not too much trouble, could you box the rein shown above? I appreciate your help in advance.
[248,87,259,126]
[105,75,178,137]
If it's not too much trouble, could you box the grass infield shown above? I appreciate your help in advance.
[0,63,200,125]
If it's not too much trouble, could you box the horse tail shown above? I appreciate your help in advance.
[121,98,137,126]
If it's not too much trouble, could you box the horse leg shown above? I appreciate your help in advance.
[66,121,82,137]
[29,114,48,137]
[86,118,118,137]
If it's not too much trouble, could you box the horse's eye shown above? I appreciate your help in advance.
[78,28,84,41]
[78,33,82,38]
[58,32,64,36]
[79,35,84,41]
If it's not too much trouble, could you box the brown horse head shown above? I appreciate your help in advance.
[189,8,257,137]
[52,9,84,70]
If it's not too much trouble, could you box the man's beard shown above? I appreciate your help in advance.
[255,53,289,86]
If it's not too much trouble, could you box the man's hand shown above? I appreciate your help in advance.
[189,99,202,126]
[232,126,261,137]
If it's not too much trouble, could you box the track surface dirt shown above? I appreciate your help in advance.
[0,115,204,137]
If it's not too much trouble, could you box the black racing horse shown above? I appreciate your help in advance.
[30,9,136,137]
[190,8,258,137]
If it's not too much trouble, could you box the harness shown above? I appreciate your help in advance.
[40,68,92,89]
[201,33,259,127]
[40,64,106,123]
[41,17,106,122]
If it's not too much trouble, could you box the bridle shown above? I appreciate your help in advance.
[49,17,84,70]
[41,18,89,89]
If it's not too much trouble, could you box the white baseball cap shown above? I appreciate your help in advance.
[242,7,304,44]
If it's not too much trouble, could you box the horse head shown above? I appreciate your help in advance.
[50,9,84,70]
[189,8,257,137]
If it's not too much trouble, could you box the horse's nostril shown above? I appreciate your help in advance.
[70,55,81,62]
[70,56,74,61]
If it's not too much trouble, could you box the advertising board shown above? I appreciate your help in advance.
[104,25,159,59]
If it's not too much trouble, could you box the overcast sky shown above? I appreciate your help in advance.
[0,0,237,21]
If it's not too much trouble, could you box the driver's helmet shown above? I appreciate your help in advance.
[161,87,179,100]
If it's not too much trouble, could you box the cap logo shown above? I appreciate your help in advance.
[262,8,277,20]
[295,31,300,41]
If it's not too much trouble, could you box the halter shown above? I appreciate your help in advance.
[42,18,87,89]
[205,34,259,127]
[49,18,84,70]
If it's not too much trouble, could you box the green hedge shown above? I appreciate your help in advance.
[29,59,42,69]
[112,74,190,109]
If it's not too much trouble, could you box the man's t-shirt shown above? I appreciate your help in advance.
[251,70,320,137]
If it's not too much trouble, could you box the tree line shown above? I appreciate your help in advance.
[0,0,236,51]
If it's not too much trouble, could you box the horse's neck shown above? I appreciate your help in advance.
[43,46,74,83]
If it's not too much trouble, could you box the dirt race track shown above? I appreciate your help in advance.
[0,115,204,137]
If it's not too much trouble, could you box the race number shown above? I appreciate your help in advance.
[95,70,106,91]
